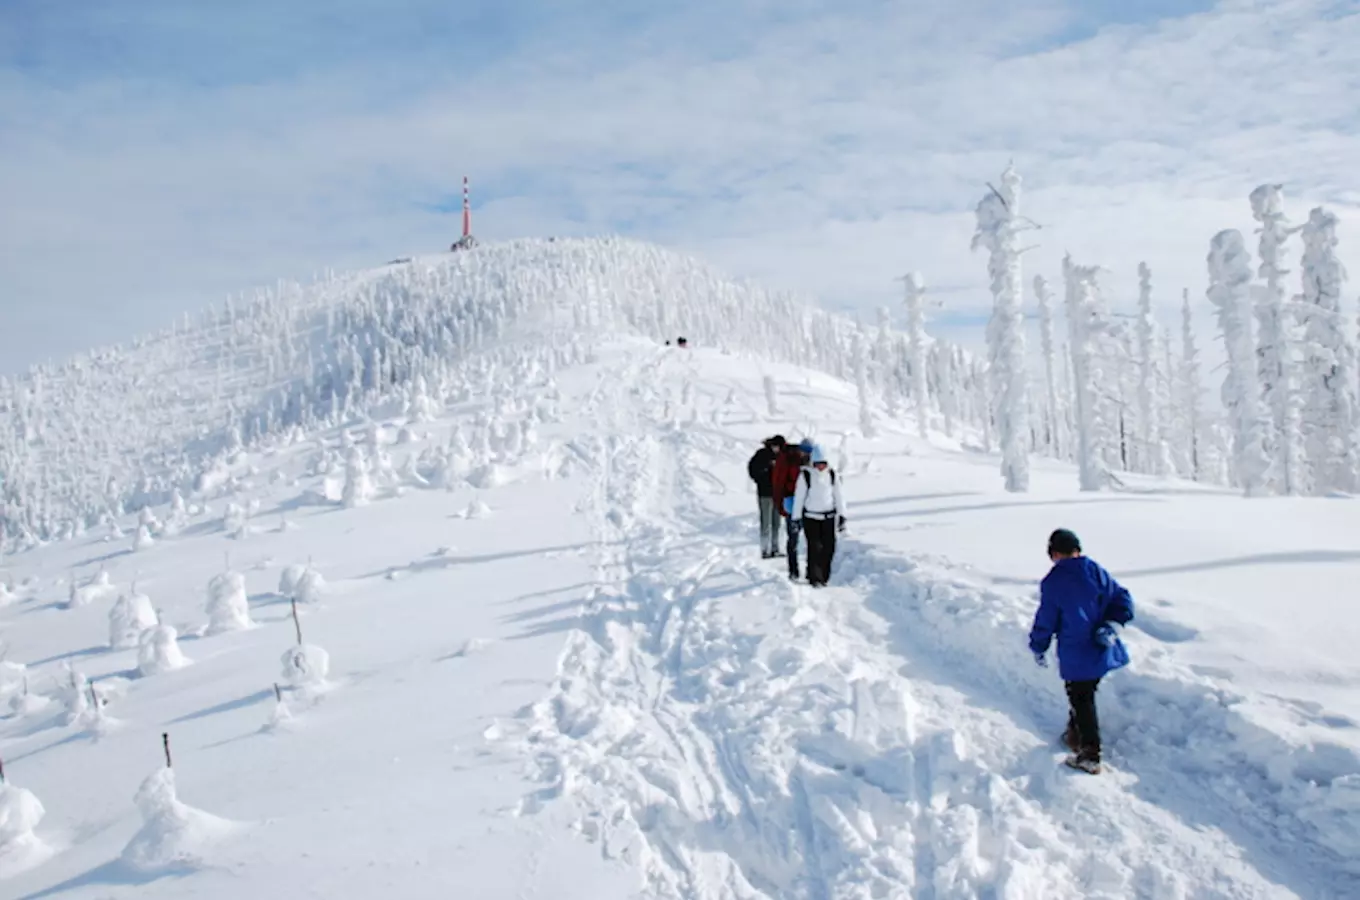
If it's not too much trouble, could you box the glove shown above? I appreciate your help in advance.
[837,515,846,532]
[1093,623,1118,648]
[1033,651,1048,668]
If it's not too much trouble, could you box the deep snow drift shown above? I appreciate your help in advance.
[0,338,1356,899]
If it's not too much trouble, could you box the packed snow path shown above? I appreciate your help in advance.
[503,346,1355,900]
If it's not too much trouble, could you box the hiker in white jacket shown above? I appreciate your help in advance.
[790,445,846,587]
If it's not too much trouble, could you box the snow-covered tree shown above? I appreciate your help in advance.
[205,571,252,634]
[1179,290,1204,480]
[1298,207,1359,494]
[109,591,158,649]
[1063,256,1113,490]
[903,272,929,439]
[1135,263,1164,475]
[341,447,373,508]
[1034,275,1062,458]
[972,167,1030,492]
[1250,184,1303,494]
[1207,229,1271,496]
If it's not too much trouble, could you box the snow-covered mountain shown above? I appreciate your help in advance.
[0,238,989,550]
[0,241,1357,899]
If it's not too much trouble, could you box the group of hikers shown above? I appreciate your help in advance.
[747,435,846,588]
[746,438,1135,775]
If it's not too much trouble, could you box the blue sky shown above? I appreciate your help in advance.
[3,0,1359,369]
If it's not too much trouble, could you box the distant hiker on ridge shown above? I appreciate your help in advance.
[1028,528,1135,775]
[748,435,785,559]
[790,445,846,588]
[772,438,814,579]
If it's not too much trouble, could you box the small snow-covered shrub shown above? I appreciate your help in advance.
[342,448,373,508]
[122,767,235,873]
[205,572,252,634]
[110,592,158,649]
[222,502,248,538]
[278,564,307,598]
[132,525,156,551]
[280,644,330,687]
[0,781,45,855]
[138,625,190,676]
[294,568,325,605]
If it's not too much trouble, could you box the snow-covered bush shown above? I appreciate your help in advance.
[109,592,158,649]
[341,447,373,508]
[122,767,234,872]
[0,780,45,858]
[280,644,330,688]
[205,571,252,633]
[132,524,156,551]
[294,568,325,605]
[138,625,191,676]
[763,375,780,416]
[222,502,249,538]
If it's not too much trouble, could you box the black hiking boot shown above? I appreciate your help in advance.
[1063,753,1101,775]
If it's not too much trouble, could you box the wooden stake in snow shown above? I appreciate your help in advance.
[273,682,283,703]
[290,597,303,645]
[88,682,99,709]
[0,757,6,783]
[162,732,172,769]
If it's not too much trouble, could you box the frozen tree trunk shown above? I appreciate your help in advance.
[1181,291,1204,480]
[1034,276,1061,458]
[903,273,930,439]
[1250,184,1301,494]
[1298,208,1359,494]
[1063,256,1107,490]
[1136,263,1163,475]
[972,166,1031,492]
[1207,230,1271,497]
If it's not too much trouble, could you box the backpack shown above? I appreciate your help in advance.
[802,468,835,488]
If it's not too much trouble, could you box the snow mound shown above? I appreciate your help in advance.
[121,768,238,873]
[138,625,191,677]
[109,592,159,649]
[205,572,252,633]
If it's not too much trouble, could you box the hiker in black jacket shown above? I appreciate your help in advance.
[748,435,785,558]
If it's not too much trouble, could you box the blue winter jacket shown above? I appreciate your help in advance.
[1029,556,1135,682]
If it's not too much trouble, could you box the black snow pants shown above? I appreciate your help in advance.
[802,516,837,586]
[786,518,802,578]
[1065,679,1102,761]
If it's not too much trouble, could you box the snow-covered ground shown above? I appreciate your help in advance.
[1,338,1357,898]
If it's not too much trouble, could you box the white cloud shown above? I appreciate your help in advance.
[2,0,1359,370]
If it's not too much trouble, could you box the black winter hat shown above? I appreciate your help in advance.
[1048,528,1082,556]
[767,434,786,447]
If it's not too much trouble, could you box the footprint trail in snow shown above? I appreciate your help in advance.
[502,348,1318,900]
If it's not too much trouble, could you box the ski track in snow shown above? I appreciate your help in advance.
[503,347,1346,900]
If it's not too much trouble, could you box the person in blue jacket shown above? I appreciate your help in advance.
[1029,528,1134,774]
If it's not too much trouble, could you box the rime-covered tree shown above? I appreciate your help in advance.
[1179,290,1204,480]
[1034,275,1062,458]
[902,272,929,439]
[1135,263,1164,475]
[1063,256,1113,490]
[1207,230,1271,496]
[1298,208,1359,494]
[972,166,1030,492]
[1249,184,1303,494]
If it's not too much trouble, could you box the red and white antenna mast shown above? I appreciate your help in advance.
[451,175,478,251]
[462,175,471,239]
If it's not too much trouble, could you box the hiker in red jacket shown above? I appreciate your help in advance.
[771,439,814,580]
